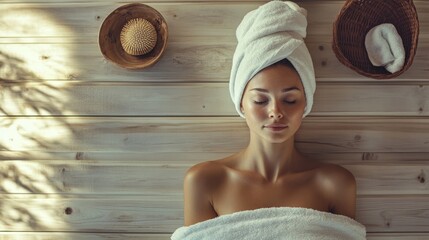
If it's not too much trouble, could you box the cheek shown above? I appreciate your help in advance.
[243,102,266,120]
[290,113,303,128]
[288,99,306,117]
[290,104,306,118]
[287,105,305,129]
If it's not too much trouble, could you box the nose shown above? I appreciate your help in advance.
[269,102,284,119]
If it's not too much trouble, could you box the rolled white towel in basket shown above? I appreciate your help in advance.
[365,23,405,73]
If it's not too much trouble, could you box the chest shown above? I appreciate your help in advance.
[212,171,332,216]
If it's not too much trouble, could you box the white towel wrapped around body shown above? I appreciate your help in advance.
[171,207,367,240]
[229,1,316,118]
[365,23,405,73]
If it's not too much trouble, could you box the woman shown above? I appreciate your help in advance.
[183,59,357,226]
[173,1,365,239]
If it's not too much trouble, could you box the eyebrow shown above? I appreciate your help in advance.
[249,87,300,92]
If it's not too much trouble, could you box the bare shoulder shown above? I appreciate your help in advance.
[301,158,355,184]
[183,160,227,226]
[184,160,227,189]
[319,163,356,186]
[316,163,357,219]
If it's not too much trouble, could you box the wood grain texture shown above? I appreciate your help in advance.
[0,2,427,39]
[0,41,428,81]
[0,195,428,232]
[0,2,428,80]
[1,82,428,116]
[1,150,428,163]
[1,232,428,240]
[1,233,429,240]
[1,117,428,153]
[0,160,428,195]
[1,0,428,237]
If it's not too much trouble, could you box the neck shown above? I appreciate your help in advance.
[240,135,301,183]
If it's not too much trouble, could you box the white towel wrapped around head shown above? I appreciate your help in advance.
[229,0,316,118]
[365,23,405,73]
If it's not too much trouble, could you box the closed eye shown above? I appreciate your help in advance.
[253,100,296,105]
[253,100,267,105]
[284,100,296,104]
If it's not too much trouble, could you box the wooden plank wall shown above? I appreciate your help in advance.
[0,0,428,239]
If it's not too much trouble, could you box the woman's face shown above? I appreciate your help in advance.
[240,63,306,143]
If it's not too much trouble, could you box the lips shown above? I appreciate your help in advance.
[264,124,288,131]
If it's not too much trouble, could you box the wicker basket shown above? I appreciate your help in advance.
[98,3,168,70]
[332,0,419,79]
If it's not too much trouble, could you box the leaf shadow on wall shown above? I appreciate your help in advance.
[0,46,76,231]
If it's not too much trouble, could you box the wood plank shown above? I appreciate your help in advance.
[0,233,170,240]
[357,196,429,232]
[0,40,428,81]
[1,82,428,116]
[0,195,428,232]
[0,160,428,195]
[1,150,429,164]
[0,2,427,39]
[0,2,427,81]
[0,0,350,2]
[1,1,427,238]
[0,160,188,195]
[1,117,429,153]
[367,234,429,240]
[1,232,428,240]
[0,195,182,232]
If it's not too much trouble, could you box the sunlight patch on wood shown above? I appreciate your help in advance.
[0,7,77,81]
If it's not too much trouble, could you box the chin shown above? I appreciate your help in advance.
[263,135,291,144]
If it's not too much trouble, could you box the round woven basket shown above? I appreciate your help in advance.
[332,0,419,79]
[99,3,168,70]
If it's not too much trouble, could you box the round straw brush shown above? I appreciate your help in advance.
[120,18,157,56]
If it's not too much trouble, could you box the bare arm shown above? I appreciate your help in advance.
[183,162,219,226]
[319,164,357,219]
[330,166,357,219]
